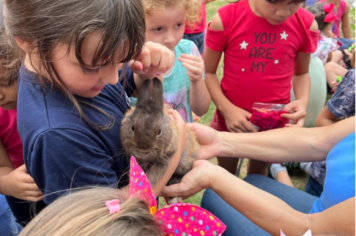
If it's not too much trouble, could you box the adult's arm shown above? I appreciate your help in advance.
[163,161,355,236]
[188,117,355,162]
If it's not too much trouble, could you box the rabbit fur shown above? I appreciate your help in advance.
[121,78,199,188]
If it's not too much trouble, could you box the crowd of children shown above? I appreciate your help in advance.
[0,0,354,235]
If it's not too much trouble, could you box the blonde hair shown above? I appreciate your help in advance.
[20,188,163,236]
[0,27,21,87]
[142,0,201,27]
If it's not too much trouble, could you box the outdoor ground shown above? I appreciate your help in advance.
[160,1,356,207]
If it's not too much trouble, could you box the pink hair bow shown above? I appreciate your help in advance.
[129,156,227,236]
[323,4,336,23]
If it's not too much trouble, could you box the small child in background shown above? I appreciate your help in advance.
[183,0,216,55]
[141,0,211,123]
[0,29,43,233]
[320,0,352,39]
[308,3,342,65]
[20,157,226,236]
[320,0,354,69]
[204,0,319,175]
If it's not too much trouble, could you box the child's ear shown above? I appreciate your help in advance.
[14,37,31,53]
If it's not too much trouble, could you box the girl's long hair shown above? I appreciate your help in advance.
[3,0,146,130]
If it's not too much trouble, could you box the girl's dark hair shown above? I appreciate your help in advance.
[3,0,146,130]
[306,3,331,31]
[0,27,21,87]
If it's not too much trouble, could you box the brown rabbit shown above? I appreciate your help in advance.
[121,78,199,189]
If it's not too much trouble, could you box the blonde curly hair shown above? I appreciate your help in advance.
[142,0,201,27]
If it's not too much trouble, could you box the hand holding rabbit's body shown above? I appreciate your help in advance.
[121,78,199,188]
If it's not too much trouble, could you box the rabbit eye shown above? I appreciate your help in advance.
[131,125,135,133]
[157,129,162,136]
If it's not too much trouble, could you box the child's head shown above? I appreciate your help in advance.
[20,188,163,236]
[249,0,306,25]
[0,28,21,110]
[3,0,145,99]
[307,3,336,36]
[142,0,200,51]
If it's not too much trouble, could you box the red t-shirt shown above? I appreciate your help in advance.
[0,108,24,169]
[185,2,206,34]
[206,0,319,131]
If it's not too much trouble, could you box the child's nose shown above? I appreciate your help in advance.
[101,65,119,85]
[163,32,175,44]
[276,9,290,18]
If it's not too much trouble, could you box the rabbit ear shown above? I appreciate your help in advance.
[136,78,164,114]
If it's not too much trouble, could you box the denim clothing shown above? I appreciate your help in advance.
[183,32,205,55]
[201,175,317,236]
[305,176,323,197]
[0,194,21,236]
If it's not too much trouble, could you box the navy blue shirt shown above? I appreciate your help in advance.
[17,64,135,204]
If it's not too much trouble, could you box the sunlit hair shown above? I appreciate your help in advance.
[142,0,200,27]
[20,187,163,236]
[3,0,146,130]
[0,27,21,87]
[306,3,332,31]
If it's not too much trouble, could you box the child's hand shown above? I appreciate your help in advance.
[281,100,307,127]
[179,54,204,83]
[129,41,175,80]
[1,165,43,202]
[223,105,258,133]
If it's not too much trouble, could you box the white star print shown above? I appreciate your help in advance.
[274,59,279,65]
[280,31,288,40]
[242,68,245,72]
[240,41,249,50]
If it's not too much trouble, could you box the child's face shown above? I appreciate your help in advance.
[252,0,302,25]
[51,32,124,98]
[0,82,18,110]
[145,5,186,51]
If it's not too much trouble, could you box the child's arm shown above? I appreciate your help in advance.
[205,14,257,132]
[0,140,43,202]
[281,20,319,127]
[316,106,339,127]
[341,3,351,39]
[179,53,211,116]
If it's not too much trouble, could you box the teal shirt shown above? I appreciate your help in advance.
[131,39,202,123]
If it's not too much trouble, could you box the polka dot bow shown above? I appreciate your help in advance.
[129,156,227,236]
